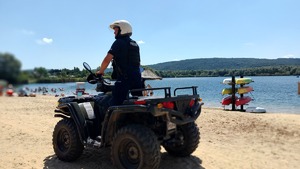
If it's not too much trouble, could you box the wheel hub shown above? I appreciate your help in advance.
[63,132,70,145]
[58,129,70,151]
[119,140,140,167]
[128,145,139,159]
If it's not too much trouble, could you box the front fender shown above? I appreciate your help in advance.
[54,102,89,143]
[55,104,71,118]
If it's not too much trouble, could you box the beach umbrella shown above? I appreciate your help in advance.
[141,69,162,80]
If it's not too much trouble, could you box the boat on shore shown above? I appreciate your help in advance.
[245,107,266,113]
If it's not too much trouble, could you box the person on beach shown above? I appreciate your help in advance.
[0,85,3,96]
[143,84,153,96]
[96,20,143,106]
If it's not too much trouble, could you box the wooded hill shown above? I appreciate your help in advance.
[148,58,300,71]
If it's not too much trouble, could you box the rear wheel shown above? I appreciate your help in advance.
[52,119,84,161]
[163,122,200,157]
[111,124,161,169]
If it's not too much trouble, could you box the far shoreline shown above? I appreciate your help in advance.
[0,93,299,115]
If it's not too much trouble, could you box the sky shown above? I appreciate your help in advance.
[1,0,300,70]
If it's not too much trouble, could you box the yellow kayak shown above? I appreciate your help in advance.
[235,78,253,85]
[222,86,253,95]
[221,88,237,95]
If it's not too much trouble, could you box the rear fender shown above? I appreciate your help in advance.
[166,101,203,125]
[189,101,203,118]
[101,105,149,146]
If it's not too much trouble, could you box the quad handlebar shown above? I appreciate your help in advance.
[83,62,113,93]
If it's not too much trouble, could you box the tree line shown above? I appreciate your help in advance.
[1,53,299,85]
[149,58,300,71]
[154,66,300,78]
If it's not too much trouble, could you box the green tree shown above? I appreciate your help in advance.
[33,67,49,79]
[0,53,22,83]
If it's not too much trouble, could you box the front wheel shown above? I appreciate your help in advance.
[111,124,161,169]
[52,119,84,161]
[163,122,200,157]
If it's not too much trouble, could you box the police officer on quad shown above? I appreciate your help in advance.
[97,20,143,105]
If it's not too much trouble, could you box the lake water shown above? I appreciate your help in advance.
[18,76,300,114]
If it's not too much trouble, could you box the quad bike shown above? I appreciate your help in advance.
[52,62,203,169]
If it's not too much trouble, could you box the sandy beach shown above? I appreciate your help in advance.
[0,95,299,169]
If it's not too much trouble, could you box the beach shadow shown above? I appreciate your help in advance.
[44,148,204,169]
[43,148,114,169]
[159,152,204,169]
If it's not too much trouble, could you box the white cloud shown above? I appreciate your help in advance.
[36,37,53,45]
[137,40,145,44]
[43,38,53,44]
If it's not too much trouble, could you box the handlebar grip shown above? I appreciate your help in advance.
[96,73,103,79]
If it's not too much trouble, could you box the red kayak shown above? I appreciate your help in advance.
[221,95,236,105]
[235,96,252,106]
[222,96,251,106]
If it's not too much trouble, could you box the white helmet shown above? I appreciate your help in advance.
[109,20,132,36]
